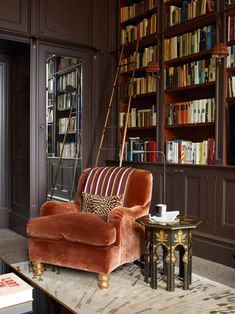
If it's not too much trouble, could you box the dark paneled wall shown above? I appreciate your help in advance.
[0,0,118,234]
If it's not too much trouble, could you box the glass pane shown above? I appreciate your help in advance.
[46,54,82,201]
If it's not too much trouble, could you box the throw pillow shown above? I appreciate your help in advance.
[82,192,123,219]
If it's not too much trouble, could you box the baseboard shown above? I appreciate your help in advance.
[193,235,235,268]
[9,212,28,236]
[0,207,9,228]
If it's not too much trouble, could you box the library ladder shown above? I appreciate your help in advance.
[95,39,140,167]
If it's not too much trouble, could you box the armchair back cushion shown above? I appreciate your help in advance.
[77,166,152,208]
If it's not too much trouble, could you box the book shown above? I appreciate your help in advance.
[0,273,33,309]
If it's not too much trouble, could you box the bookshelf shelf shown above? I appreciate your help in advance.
[165,122,215,129]
[164,12,216,39]
[225,3,235,16]
[165,50,213,67]
[165,81,216,94]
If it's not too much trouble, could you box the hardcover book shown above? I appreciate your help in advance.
[0,273,33,309]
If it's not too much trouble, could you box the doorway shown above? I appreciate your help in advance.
[0,38,30,233]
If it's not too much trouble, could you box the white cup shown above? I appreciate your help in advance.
[156,204,167,218]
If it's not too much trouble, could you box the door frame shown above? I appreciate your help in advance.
[30,41,92,217]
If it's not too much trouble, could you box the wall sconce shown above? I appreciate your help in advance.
[211,42,229,64]
[146,60,160,76]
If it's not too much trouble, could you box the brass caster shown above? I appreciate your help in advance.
[32,261,44,277]
[98,273,110,289]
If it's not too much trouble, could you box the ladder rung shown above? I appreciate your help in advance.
[104,126,119,129]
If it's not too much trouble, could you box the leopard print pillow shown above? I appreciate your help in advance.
[82,192,123,219]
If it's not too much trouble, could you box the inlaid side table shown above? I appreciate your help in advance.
[136,215,201,292]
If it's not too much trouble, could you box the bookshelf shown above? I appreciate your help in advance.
[163,0,217,165]
[119,0,160,163]
[46,55,82,200]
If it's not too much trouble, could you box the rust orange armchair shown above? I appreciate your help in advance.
[27,167,153,288]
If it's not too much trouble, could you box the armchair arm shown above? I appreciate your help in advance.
[40,200,81,217]
[107,201,150,246]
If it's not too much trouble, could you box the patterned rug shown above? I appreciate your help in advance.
[11,261,235,314]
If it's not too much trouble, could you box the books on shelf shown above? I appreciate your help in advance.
[166,98,215,125]
[120,13,157,44]
[227,45,235,68]
[119,105,156,128]
[120,45,157,72]
[164,0,216,28]
[164,58,216,89]
[164,25,216,61]
[122,137,157,162]
[0,272,33,309]
[120,76,157,98]
[120,0,157,23]
[58,142,76,158]
[166,137,215,165]
[58,117,76,134]
[228,75,235,97]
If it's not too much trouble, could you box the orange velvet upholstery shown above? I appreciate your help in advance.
[27,167,153,285]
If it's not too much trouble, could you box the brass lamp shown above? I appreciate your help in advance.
[146,60,160,74]
[211,42,229,64]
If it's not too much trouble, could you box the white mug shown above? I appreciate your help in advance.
[156,204,167,218]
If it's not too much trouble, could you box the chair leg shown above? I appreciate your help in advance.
[32,261,44,277]
[98,273,110,289]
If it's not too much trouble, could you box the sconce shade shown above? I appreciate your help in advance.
[146,60,160,73]
[211,42,229,59]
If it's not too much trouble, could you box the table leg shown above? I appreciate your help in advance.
[150,244,157,289]
[183,249,189,290]
[144,240,150,283]
[166,247,176,292]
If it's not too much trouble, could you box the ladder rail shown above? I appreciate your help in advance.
[119,39,139,167]
[95,44,125,167]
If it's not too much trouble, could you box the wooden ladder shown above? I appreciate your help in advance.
[95,39,140,167]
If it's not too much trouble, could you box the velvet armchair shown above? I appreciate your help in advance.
[27,167,153,289]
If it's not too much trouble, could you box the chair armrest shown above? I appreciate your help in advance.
[107,202,150,246]
[40,201,81,216]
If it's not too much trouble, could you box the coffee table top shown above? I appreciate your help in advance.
[136,215,201,230]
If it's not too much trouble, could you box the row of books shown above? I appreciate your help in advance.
[57,56,78,71]
[227,15,235,43]
[57,71,77,92]
[227,45,235,68]
[228,75,235,97]
[120,45,157,72]
[166,137,215,165]
[119,105,156,128]
[57,92,77,110]
[164,0,216,28]
[120,75,157,97]
[48,78,54,93]
[122,137,157,162]
[164,58,216,90]
[164,25,216,61]
[58,142,77,158]
[166,98,215,126]
[47,107,53,123]
[226,0,235,4]
[120,13,157,44]
[120,0,157,23]
[58,117,76,134]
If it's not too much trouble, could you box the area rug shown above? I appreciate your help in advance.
[11,261,235,314]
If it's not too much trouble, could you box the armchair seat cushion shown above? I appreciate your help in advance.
[27,212,116,247]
